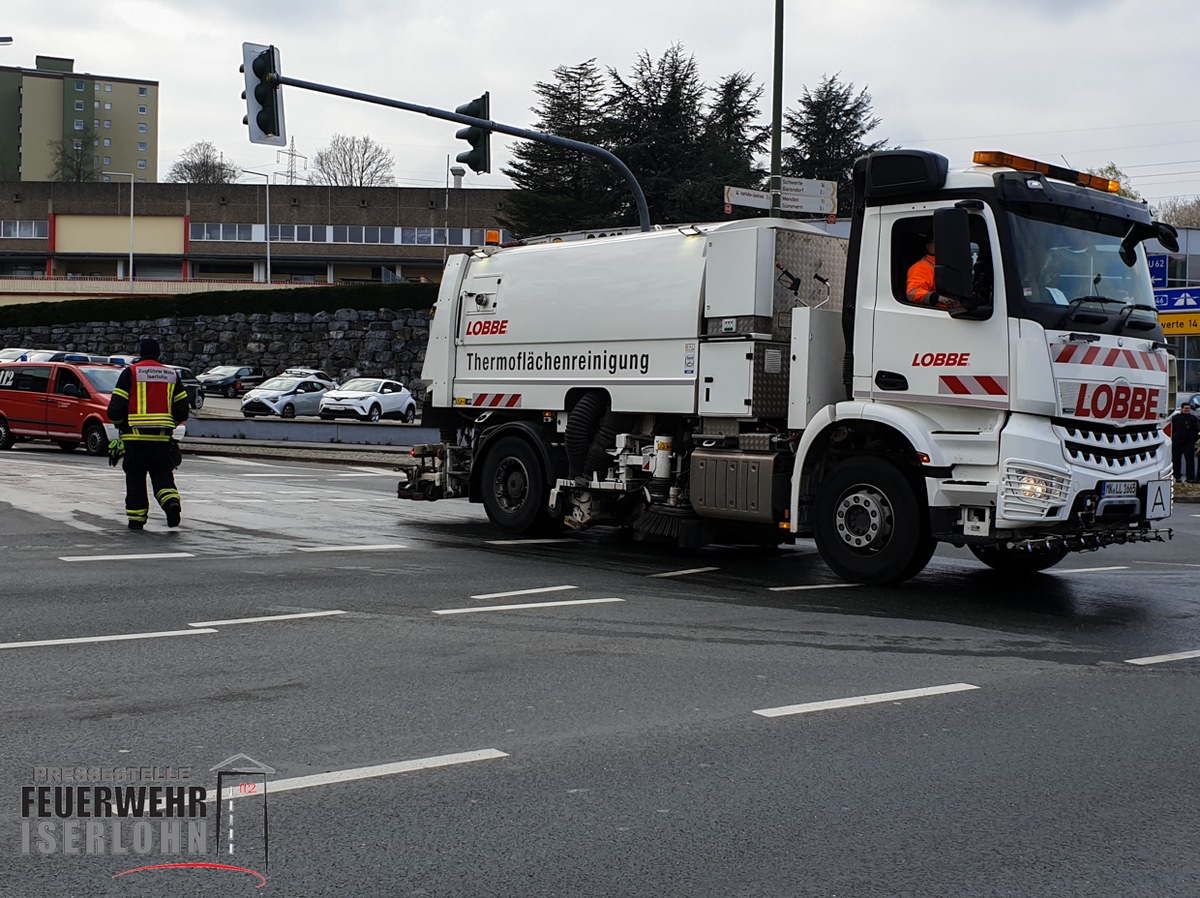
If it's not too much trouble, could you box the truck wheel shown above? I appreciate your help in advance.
[481,436,548,533]
[83,422,107,456]
[968,543,1068,575]
[0,417,15,450]
[813,457,928,585]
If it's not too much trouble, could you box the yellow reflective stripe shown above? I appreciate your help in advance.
[128,414,176,426]
[112,387,129,399]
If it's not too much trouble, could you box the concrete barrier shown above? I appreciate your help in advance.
[184,416,440,447]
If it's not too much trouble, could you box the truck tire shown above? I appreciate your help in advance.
[813,457,929,585]
[968,543,1068,575]
[481,436,549,533]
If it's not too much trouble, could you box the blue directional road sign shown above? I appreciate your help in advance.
[1154,287,1200,311]
[1147,254,1168,288]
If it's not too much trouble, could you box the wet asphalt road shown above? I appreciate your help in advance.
[1,446,1199,897]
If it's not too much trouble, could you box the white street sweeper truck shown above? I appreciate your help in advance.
[399,149,1178,584]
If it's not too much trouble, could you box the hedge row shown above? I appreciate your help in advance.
[0,283,439,328]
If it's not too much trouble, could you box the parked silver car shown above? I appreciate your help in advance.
[241,376,331,419]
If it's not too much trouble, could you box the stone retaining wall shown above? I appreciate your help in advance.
[0,307,433,401]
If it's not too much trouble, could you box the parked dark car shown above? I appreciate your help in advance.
[169,366,205,411]
[197,365,266,398]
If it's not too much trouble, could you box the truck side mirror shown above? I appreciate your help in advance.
[933,207,974,301]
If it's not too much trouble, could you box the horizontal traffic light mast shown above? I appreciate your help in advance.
[238,49,650,231]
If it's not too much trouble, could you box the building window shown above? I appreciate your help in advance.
[94,101,100,109]
[138,86,147,96]
[96,158,102,168]
[136,160,146,170]
[138,105,147,115]
[72,140,83,151]
[105,84,112,92]
[103,156,111,165]
[94,82,100,91]
[94,119,99,129]
[104,102,112,110]
[138,123,147,133]
[74,100,84,111]
[75,80,84,91]
[138,142,147,152]
[103,138,111,147]
[73,120,84,131]
[104,120,111,129]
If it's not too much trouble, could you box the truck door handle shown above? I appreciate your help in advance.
[875,371,908,391]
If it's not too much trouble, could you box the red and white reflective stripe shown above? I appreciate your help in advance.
[472,393,522,408]
[938,375,1009,396]
[1052,343,1167,372]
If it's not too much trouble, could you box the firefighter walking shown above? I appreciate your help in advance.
[106,337,189,530]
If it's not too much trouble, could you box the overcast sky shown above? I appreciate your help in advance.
[6,0,1200,207]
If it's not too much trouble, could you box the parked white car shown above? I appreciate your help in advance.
[319,377,416,423]
[241,376,331,419]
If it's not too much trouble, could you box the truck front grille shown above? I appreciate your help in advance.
[1054,421,1163,471]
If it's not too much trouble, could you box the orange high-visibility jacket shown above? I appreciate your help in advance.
[906,254,936,304]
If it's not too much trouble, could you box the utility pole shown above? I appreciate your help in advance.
[770,0,784,215]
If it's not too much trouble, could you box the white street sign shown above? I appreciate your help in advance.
[780,177,836,197]
[724,185,771,210]
[779,194,836,214]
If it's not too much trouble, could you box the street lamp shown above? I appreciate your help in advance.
[242,170,272,283]
[103,171,134,284]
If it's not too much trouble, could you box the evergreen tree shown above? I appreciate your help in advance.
[699,71,769,213]
[782,74,885,216]
[605,44,710,225]
[498,59,619,238]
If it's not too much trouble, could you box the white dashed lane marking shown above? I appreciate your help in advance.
[435,598,625,615]
[188,610,347,628]
[220,750,508,800]
[58,552,195,562]
[1126,649,1200,666]
[754,683,980,718]
[0,629,217,650]
[470,585,578,600]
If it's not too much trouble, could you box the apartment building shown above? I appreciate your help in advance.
[0,55,158,182]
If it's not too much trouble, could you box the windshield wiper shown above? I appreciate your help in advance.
[1054,296,1128,328]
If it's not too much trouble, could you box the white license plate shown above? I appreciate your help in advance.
[1146,479,1172,520]
[1100,480,1138,498]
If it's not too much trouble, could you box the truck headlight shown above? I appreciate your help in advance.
[1001,462,1070,519]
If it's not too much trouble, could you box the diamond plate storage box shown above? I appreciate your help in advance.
[703,225,847,339]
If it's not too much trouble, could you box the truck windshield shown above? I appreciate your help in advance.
[1006,205,1160,337]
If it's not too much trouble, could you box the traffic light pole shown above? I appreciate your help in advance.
[269,74,651,232]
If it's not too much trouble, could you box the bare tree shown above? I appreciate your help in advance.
[311,134,396,187]
[48,127,99,182]
[166,141,241,184]
[1153,196,1200,228]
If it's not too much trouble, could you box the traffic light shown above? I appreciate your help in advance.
[241,42,286,146]
[454,92,491,174]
